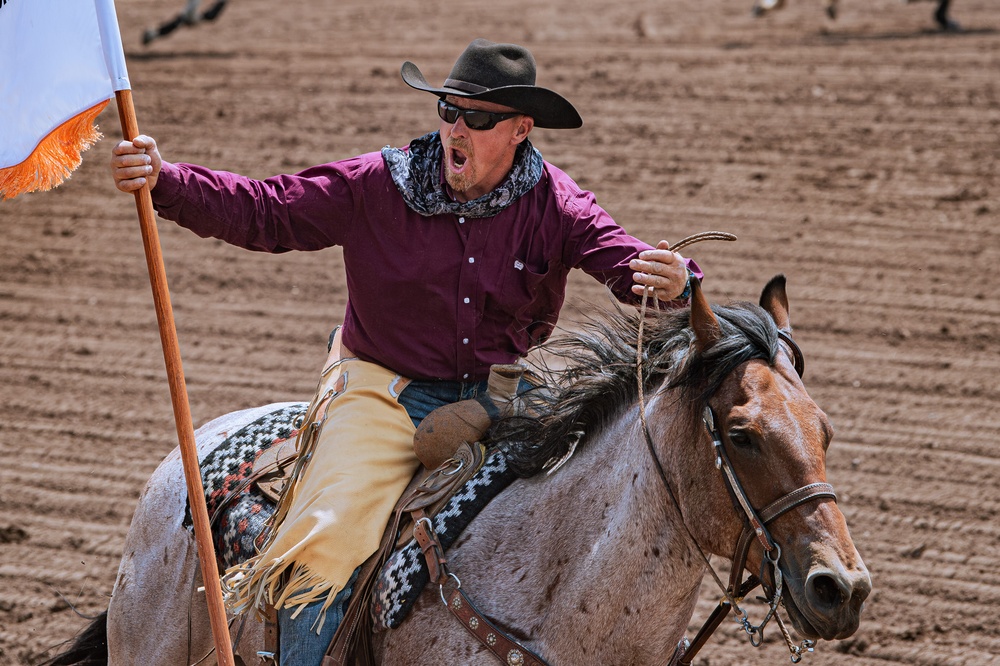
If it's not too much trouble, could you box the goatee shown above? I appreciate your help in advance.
[444,140,475,194]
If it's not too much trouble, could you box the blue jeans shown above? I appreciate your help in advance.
[398,378,493,428]
[276,377,526,664]
[277,569,358,666]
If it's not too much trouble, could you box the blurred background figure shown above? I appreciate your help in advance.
[751,0,960,31]
[905,0,959,30]
[142,0,229,46]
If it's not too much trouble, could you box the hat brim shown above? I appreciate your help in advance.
[401,61,582,130]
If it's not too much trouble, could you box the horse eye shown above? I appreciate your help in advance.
[728,430,753,450]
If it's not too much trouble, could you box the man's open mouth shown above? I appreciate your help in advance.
[449,147,468,170]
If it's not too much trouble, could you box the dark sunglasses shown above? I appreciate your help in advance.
[437,99,521,131]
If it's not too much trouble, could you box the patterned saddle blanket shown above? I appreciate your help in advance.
[183,403,307,567]
[184,403,517,629]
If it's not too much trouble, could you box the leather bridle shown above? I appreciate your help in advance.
[636,302,835,665]
[681,400,836,665]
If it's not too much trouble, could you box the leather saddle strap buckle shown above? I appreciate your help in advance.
[412,512,448,585]
[445,586,550,666]
[258,602,279,664]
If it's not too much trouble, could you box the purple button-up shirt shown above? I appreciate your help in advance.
[151,150,697,381]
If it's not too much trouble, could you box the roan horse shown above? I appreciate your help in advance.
[751,0,960,31]
[48,275,871,665]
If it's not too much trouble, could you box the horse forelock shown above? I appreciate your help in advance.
[673,301,781,403]
[493,301,780,477]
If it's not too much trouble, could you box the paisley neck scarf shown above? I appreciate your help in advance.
[382,131,544,218]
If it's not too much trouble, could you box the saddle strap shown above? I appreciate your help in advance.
[396,441,486,548]
[261,602,280,664]
[445,586,550,666]
[413,512,550,666]
[412,510,448,585]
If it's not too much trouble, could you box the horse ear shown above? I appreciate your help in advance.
[690,277,722,352]
[760,274,792,331]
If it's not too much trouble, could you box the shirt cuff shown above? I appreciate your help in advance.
[150,161,184,210]
[673,258,703,303]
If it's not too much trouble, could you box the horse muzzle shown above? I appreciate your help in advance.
[782,559,872,641]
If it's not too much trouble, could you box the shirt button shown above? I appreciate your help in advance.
[463,338,469,344]
[468,257,475,264]
[464,297,470,304]
[459,217,465,224]
[463,373,469,379]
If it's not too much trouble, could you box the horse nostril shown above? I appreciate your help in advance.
[807,572,848,610]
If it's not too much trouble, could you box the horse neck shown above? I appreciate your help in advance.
[509,397,709,660]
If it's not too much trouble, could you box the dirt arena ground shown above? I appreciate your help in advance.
[2,0,998,663]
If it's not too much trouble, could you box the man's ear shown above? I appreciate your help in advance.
[512,116,534,144]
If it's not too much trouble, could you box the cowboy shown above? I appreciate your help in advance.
[110,38,701,665]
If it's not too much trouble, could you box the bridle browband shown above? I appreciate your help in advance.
[777,328,805,378]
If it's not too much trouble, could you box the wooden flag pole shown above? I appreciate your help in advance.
[114,88,237,666]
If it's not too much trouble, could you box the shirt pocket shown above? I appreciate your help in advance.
[495,255,550,317]
[502,255,566,347]
[479,255,539,322]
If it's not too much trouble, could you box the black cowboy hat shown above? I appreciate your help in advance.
[401,39,583,130]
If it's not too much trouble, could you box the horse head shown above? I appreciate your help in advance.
[657,275,870,644]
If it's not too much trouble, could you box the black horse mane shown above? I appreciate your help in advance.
[492,301,782,478]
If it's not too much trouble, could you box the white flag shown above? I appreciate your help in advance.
[0,0,129,199]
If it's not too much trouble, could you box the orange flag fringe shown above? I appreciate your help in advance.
[0,100,110,201]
